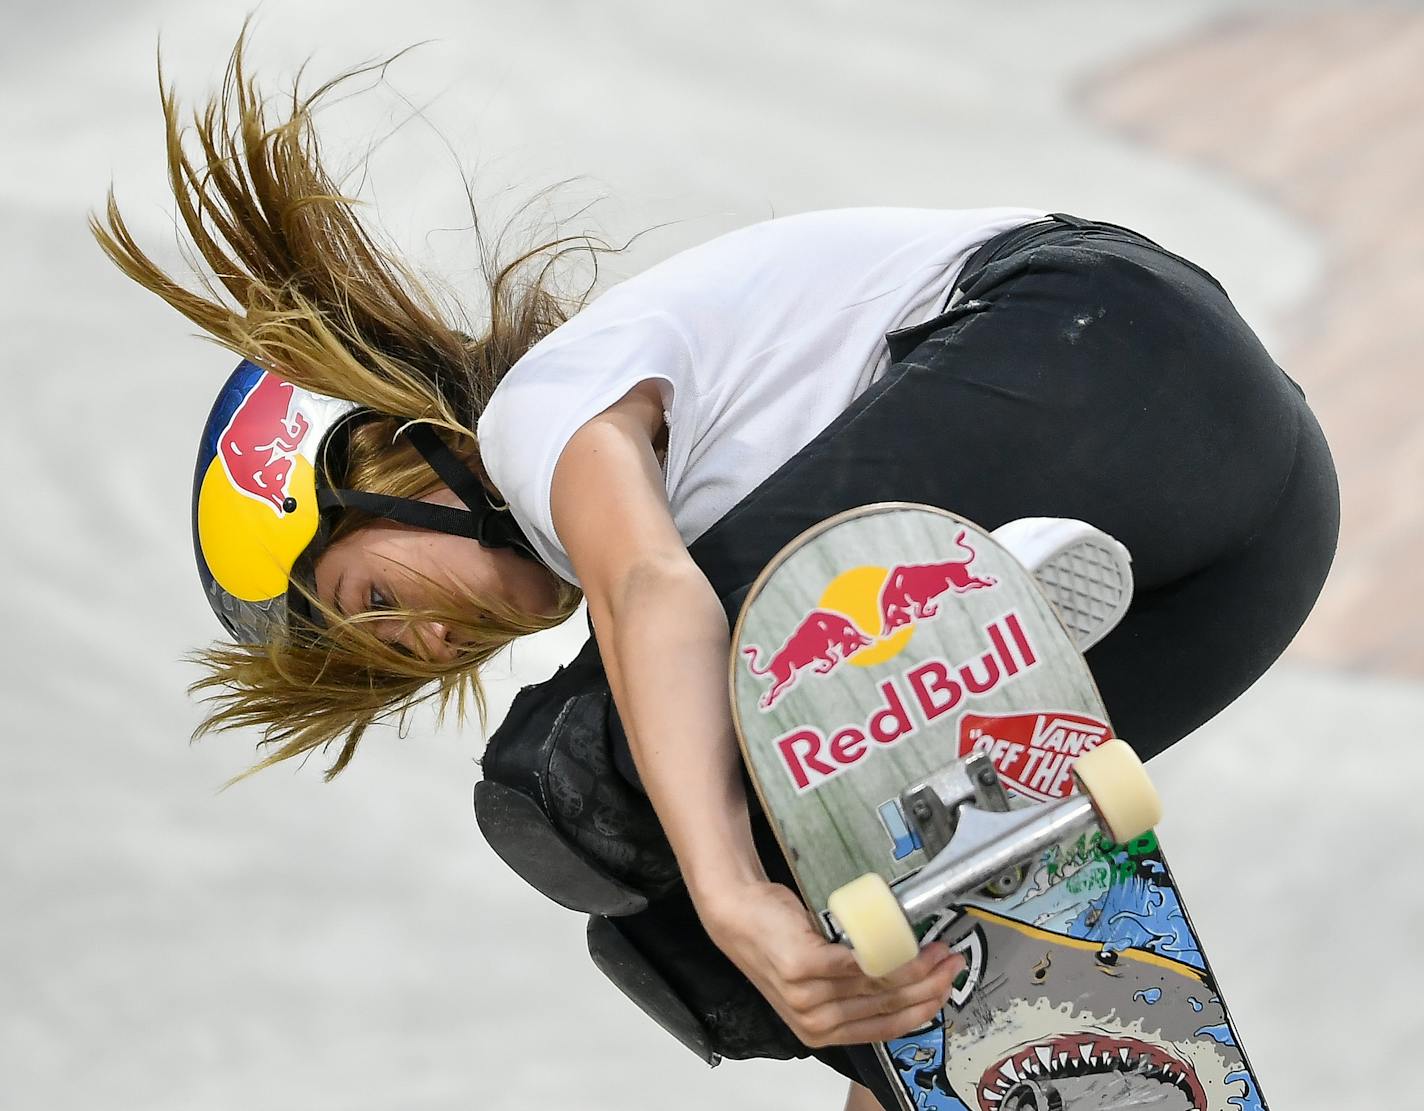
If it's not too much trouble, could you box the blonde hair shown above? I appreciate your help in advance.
[89,28,623,778]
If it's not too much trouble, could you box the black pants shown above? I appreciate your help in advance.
[784,213,1338,1104]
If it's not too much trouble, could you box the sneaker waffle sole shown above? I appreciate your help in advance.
[1031,538,1132,650]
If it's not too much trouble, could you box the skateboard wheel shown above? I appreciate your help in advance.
[1072,738,1162,843]
[826,873,918,978]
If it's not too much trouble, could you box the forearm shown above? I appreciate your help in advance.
[592,560,768,906]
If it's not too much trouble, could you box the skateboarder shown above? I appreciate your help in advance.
[94,39,1338,1110]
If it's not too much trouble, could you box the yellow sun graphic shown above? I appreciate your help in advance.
[817,565,914,667]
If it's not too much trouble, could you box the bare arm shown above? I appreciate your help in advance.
[550,381,962,1047]
[549,382,764,900]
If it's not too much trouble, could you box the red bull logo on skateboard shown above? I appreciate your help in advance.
[959,711,1112,802]
[742,531,997,711]
[770,613,1039,793]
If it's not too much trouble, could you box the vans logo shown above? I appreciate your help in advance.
[958,711,1111,801]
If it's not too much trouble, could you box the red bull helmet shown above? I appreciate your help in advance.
[193,360,535,643]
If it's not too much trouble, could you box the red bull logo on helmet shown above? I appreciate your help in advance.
[215,372,313,514]
[194,363,350,606]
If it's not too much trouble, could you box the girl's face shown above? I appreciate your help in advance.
[311,488,561,662]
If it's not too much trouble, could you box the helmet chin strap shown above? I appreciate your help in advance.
[315,423,540,563]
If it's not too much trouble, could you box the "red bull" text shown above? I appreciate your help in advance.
[773,612,1038,792]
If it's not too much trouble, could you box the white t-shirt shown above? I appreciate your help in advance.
[476,206,1045,585]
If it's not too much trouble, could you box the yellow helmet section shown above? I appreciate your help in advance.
[197,454,320,603]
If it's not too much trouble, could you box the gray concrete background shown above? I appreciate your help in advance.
[1,2,1417,1108]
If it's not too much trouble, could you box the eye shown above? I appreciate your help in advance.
[368,585,393,611]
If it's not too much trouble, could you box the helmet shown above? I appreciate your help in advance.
[192,359,535,643]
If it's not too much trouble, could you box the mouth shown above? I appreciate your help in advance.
[976,1033,1206,1110]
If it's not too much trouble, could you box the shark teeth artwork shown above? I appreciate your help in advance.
[977,1032,1207,1110]
[885,905,1257,1111]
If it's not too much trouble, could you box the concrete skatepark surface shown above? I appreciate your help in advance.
[2,2,1418,1108]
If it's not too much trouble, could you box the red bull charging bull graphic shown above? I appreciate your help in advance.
[879,531,997,633]
[215,372,313,515]
[742,531,1000,712]
[741,610,875,710]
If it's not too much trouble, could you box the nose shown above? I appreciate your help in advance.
[411,621,457,664]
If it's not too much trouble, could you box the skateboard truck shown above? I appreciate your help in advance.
[894,753,1107,922]
[898,752,1022,900]
[827,739,1161,977]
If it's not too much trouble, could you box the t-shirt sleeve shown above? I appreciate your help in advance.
[476,312,695,586]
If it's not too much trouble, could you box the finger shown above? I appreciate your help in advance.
[768,944,958,1018]
[806,957,968,1048]
[804,938,958,988]
[818,994,955,1048]
[775,939,877,983]
[865,942,958,989]
[816,942,960,1002]
[804,951,964,1029]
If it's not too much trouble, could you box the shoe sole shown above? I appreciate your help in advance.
[991,518,1134,651]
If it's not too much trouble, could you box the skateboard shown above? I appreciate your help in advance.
[730,504,1266,1111]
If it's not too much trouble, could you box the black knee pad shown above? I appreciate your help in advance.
[587,902,806,1064]
[586,914,720,1065]
[475,634,680,916]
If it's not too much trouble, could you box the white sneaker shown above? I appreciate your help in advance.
[991,518,1134,651]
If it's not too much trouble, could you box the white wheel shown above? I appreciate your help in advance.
[826,872,918,978]
[1073,738,1162,843]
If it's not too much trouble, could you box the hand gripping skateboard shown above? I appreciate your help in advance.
[730,504,1266,1111]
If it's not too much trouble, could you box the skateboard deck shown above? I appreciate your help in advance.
[730,504,1265,1111]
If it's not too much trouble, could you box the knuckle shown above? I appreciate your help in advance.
[893,960,929,986]
[797,1018,829,1047]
